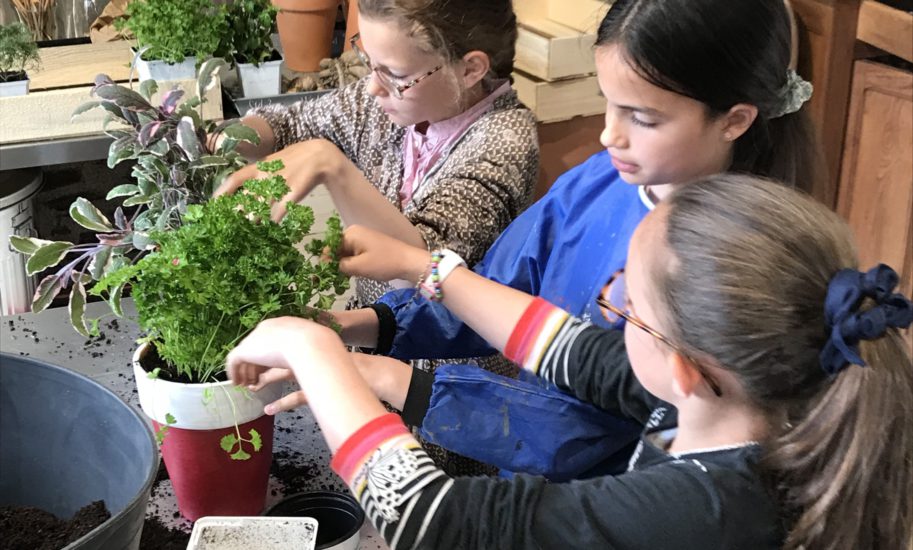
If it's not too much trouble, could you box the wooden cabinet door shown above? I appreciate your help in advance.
[837,60,913,348]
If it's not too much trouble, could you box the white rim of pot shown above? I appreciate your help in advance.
[132,342,282,430]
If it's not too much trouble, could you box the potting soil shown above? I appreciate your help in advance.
[0,500,110,550]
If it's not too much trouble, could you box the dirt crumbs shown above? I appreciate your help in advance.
[0,500,110,550]
[139,516,190,550]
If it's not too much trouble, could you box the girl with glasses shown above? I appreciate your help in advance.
[228,176,912,549]
[213,0,538,386]
[252,0,823,480]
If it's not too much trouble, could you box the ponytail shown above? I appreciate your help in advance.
[764,331,913,550]
[656,176,913,549]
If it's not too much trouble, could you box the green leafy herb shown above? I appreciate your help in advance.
[94,160,348,383]
[118,0,228,64]
[155,413,177,445]
[0,22,40,80]
[219,0,279,66]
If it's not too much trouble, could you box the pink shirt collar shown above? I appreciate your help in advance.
[400,81,512,207]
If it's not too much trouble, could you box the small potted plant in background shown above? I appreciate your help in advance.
[9,61,349,520]
[0,22,40,97]
[118,0,228,82]
[224,0,282,98]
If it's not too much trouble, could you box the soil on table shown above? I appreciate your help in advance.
[0,500,110,550]
[140,461,191,550]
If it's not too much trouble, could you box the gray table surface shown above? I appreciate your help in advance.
[0,300,386,549]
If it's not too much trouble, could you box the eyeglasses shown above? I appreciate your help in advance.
[350,33,443,100]
[596,269,723,397]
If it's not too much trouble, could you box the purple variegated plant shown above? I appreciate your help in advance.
[9,58,260,336]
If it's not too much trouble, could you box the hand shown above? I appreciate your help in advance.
[338,225,430,283]
[213,139,352,222]
[226,316,341,386]
[246,368,309,415]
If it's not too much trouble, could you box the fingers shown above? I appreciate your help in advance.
[214,163,260,197]
[248,367,295,391]
[228,359,263,387]
[264,391,309,415]
[270,194,292,223]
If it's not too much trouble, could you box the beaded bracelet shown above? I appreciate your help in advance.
[418,250,444,301]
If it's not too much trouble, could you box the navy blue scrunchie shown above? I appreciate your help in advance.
[819,264,913,375]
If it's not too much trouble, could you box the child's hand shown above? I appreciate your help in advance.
[227,316,340,386]
[338,225,430,283]
[214,139,351,222]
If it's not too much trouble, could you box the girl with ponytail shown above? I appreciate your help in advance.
[226,176,912,548]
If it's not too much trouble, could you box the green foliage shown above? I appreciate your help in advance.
[11,62,259,323]
[220,0,279,66]
[0,22,40,80]
[221,428,262,461]
[93,160,349,383]
[118,0,228,64]
[155,413,177,445]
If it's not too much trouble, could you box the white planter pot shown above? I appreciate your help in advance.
[132,343,282,429]
[237,59,283,99]
[0,77,29,97]
[188,517,318,550]
[133,53,198,83]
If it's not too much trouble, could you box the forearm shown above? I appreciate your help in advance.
[333,308,380,348]
[329,165,426,248]
[288,340,389,451]
[233,115,277,160]
[351,353,412,410]
[437,267,535,353]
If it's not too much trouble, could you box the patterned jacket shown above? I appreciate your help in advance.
[251,77,540,308]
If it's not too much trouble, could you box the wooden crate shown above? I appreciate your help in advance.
[513,70,605,123]
[30,41,135,91]
[515,18,597,81]
[547,0,611,34]
[514,0,600,81]
[0,41,221,145]
[0,79,222,144]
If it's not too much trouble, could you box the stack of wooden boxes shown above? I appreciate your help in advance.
[512,0,610,123]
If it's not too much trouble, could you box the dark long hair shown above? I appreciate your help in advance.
[359,0,517,81]
[597,0,821,193]
[656,175,913,550]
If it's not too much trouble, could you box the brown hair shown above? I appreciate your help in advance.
[654,175,912,549]
[358,0,517,82]
[595,0,823,194]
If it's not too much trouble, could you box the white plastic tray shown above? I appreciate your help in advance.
[187,516,319,550]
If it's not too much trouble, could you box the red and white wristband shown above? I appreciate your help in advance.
[418,248,466,302]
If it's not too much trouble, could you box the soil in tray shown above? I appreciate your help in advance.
[0,500,110,550]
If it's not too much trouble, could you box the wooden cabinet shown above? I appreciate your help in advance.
[836,60,913,347]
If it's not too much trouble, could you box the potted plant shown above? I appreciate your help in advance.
[272,0,339,73]
[0,22,40,97]
[224,0,282,98]
[118,0,228,82]
[9,61,349,520]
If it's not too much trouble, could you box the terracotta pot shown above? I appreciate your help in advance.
[273,0,340,72]
[133,344,283,521]
[343,0,359,52]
